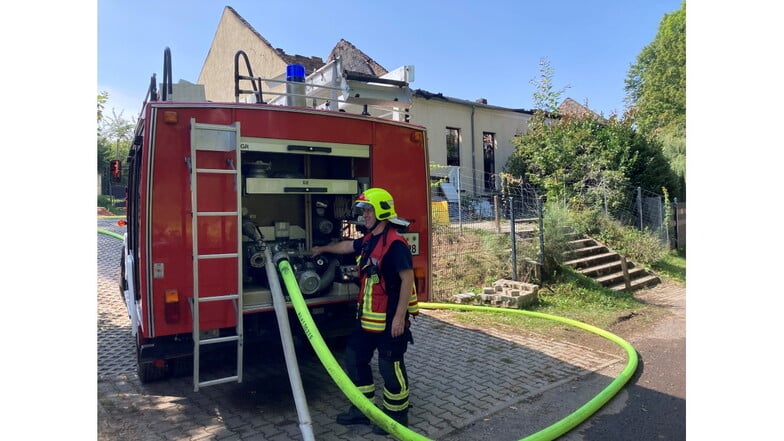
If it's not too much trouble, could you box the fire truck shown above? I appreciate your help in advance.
[116,48,431,389]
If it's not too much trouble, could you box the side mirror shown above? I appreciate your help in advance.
[110,159,122,183]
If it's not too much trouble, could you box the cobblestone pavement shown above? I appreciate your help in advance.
[97,218,625,440]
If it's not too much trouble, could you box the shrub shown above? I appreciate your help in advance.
[543,204,667,271]
[589,212,667,266]
[98,195,112,210]
[541,202,573,279]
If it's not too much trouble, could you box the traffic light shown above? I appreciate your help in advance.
[110,159,122,183]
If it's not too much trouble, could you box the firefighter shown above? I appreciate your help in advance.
[311,187,418,434]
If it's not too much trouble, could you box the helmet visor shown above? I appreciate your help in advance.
[352,201,374,219]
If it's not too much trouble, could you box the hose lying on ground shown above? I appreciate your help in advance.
[98,228,638,440]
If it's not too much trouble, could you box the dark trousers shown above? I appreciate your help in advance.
[344,322,411,413]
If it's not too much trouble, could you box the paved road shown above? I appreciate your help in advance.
[447,281,686,441]
[97,218,683,440]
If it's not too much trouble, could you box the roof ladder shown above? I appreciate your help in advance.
[189,119,244,392]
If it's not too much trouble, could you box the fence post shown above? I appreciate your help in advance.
[659,195,668,246]
[672,197,679,249]
[537,196,544,276]
[620,255,632,291]
[494,194,500,233]
[510,196,517,281]
[457,172,463,233]
[636,186,643,230]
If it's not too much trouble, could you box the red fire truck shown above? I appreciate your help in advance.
[116,48,431,389]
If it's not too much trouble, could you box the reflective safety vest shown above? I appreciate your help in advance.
[356,227,419,332]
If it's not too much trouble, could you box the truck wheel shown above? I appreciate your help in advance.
[135,332,167,384]
[137,359,167,384]
[119,249,128,305]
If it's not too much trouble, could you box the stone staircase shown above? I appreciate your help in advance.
[563,235,660,292]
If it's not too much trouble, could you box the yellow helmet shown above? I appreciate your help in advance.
[354,187,409,226]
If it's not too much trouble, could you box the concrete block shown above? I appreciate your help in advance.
[453,293,476,304]
[479,293,501,305]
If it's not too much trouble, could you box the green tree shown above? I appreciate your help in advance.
[97,91,108,124]
[507,113,676,210]
[97,93,134,178]
[624,1,686,199]
[530,57,570,115]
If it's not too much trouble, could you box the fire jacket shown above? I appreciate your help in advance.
[356,227,419,332]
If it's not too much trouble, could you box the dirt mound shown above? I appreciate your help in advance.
[98,207,114,216]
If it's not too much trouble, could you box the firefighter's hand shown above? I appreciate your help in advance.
[391,314,405,338]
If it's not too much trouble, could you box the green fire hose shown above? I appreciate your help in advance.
[99,228,638,440]
[276,257,428,440]
[276,258,639,441]
[419,303,639,441]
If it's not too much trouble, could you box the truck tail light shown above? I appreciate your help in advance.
[163,111,178,124]
[164,289,180,323]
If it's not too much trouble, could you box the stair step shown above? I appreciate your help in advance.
[561,234,661,293]
[579,260,623,276]
[608,274,661,292]
[563,251,618,267]
[563,244,606,256]
[567,238,595,247]
[595,267,646,284]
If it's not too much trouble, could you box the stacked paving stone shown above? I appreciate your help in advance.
[452,279,539,309]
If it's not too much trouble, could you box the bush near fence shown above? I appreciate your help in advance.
[429,197,541,303]
[427,166,684,302]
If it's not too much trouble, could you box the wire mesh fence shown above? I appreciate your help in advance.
[429,166,543,302]
[427,165,683,302]
[595,185,671,246]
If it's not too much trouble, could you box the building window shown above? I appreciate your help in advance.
[483,132,496,191]
[446,127,460,166]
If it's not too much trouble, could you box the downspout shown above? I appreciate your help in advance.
[470,104,477,195]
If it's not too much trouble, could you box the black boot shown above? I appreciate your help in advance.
[336,405,370,425]
[372,409,408,435]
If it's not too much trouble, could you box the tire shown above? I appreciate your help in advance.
[135,332,168,384]
[119,249,128,305]
[137,359,167,384]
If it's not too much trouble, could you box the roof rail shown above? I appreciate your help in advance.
[234,50,264,104]
[235,54,415,122]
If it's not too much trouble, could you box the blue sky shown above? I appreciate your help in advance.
[98,0,683,121]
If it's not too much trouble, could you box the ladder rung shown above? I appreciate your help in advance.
[197,293,240,303]
[195,168,237,175]
[197,253,239,260]
[190,119,243,391]
[195,211,239,217]
[198,376,239,388]
[199,335,240,345]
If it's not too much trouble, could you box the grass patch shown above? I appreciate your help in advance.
[651,248,686,283]
[427,205,683,339]
[433,264,662,337]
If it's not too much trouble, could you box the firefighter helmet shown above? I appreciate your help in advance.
[354,187,410,227]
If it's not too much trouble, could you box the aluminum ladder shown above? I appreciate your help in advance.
[189,119,243,391]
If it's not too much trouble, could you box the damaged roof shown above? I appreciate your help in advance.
[326,39,388,77]
[558,97,604,120]
[225,6,324,75]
